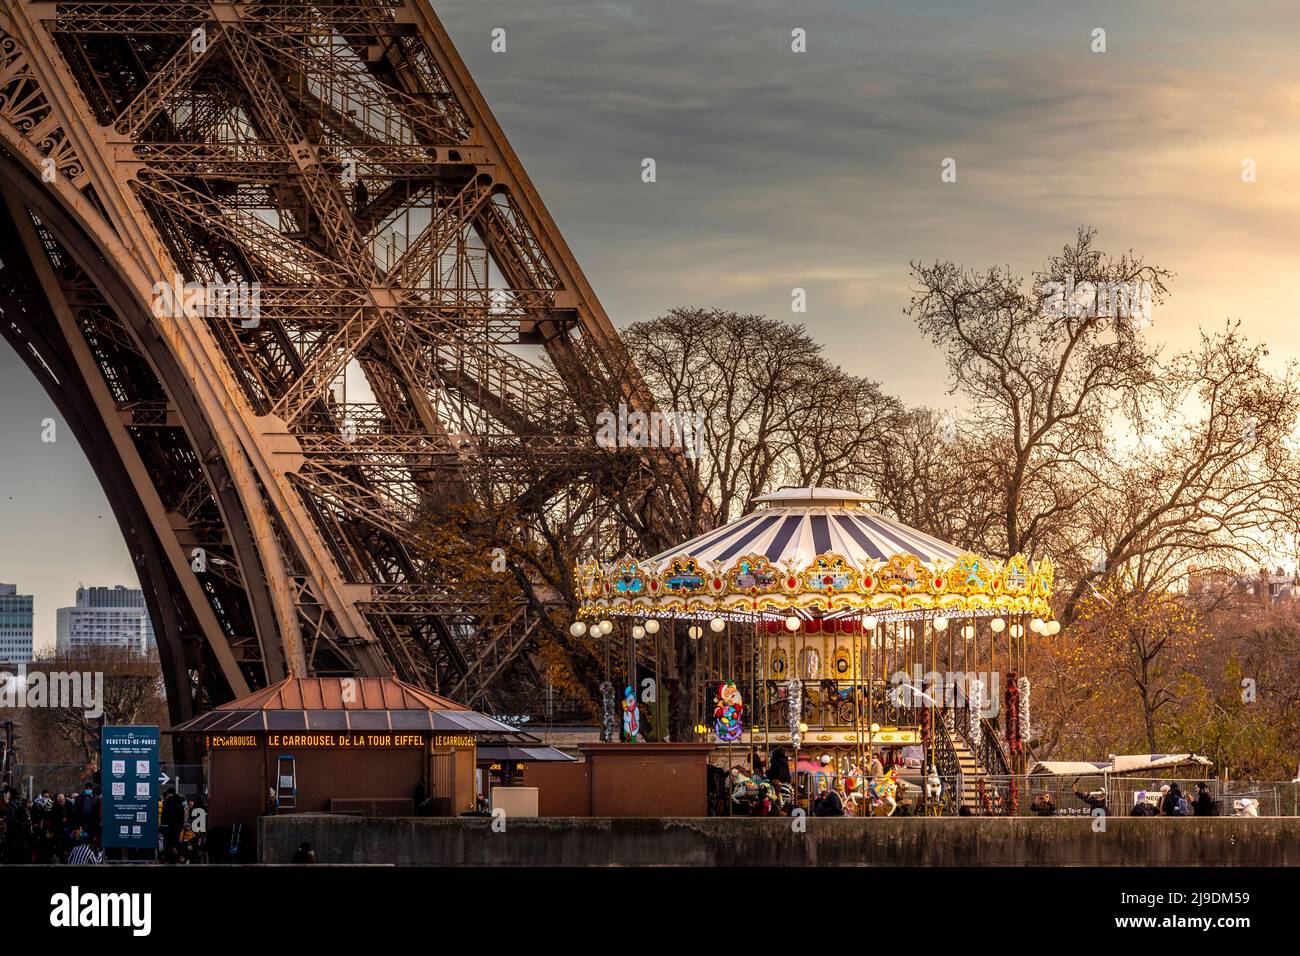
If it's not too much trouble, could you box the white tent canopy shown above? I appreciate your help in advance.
[1109,753,1213,775]
[1029,753,1213,776]
[1028,761,1110,776]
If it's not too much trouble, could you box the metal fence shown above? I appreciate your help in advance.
[771,770,1300,817]
[925,773,1300,817]
[13,762,1298,818]
[7,763,206,800]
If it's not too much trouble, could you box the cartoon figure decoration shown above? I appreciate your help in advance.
[868,768,900,816]
[622,684,644,742]
[713,680,745,742]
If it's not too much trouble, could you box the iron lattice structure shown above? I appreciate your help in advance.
[0,0,696,728]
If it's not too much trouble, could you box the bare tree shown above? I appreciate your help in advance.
[873,407,1003,549]
[623,307,901,521]
[1065,323,1300,621]
[907,227,1170,562]
[6,648,168,774]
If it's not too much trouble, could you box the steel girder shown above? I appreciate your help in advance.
[0,1,698,714]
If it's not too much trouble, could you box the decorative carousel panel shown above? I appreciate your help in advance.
[946,553,998,596]
[577,561,602,600]
[878,553,932,598]
[612,557,649,598]
[662,557,707,596]
[800,553,862,595]
[1002,554,1031,596]
[740,593,800,614]
[727,554,781,595]
[1034,557,1055,595]
[866,590,938,614]
[777,564,803,595]
[705,562,728,598]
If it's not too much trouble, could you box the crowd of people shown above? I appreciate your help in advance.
[0,782,207,863]
[1,783,104,863]
[1028,779,1239,817]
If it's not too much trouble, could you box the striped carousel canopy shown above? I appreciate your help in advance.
[649,487,964,568]
[575,486,1054,622]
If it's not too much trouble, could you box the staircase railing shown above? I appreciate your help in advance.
[974,716,1012,778]
[932,710,963,816]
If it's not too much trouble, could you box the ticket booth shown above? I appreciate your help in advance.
[170,676,520,853]
[428,732,478,815]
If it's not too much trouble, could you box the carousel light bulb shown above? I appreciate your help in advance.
[820,754,832,766]
[645,619,660,634]
[798,722,809,735]
[709,617,726,633]
[1048,620,1061,635]
[688,625,703,639]
[933,616,949,632]
[961,624,975,640]
[1010,624,1023,638]
[1030,617,1045,633]
[599,619,613,635]
[869,723,881,734]
[784,615,800,632]
[632,625,645,640]
[864,615,879,631]
[569,621,587,637]
[990,617,1006,633]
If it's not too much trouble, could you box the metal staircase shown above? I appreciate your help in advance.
[945,724,984,811]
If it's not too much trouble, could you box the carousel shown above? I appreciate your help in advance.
[573,487,1059,816]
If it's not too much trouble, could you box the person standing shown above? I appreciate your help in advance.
[1193,782,1215,816]
[768,746,791,785]
[1071,779,1108,815]
[5,792,32,862]
[49,791,70,839]
[160,788,185,854]
[73,783,96,831]
[1159,785,1180,816]
[1162,782,1188,816]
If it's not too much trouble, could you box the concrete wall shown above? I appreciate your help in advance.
[259,815,1300,866]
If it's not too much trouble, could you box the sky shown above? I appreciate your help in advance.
[4,0,1300,650]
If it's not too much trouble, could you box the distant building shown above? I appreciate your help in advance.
[1188,566,1300,606]
[55,585,155,655]
[0,583,34,663]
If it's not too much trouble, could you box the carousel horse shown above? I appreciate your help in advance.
[868,767,900,816]
[728,767,790,815]
[840,766,865,815]
[728,767,773,815]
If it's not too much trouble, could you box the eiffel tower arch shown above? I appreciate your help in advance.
[0,1,696,728]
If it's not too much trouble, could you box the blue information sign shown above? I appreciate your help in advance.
[100,725,160,850]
